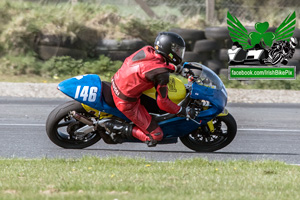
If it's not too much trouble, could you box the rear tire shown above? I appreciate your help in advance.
[202,60,225,74]
[169,28,205,51]
[180,113,237,152]
[183,51,211,62]
[218,49,229,61]
[46,100,101,149]
[204,27,230,40]
[193,40,219,53]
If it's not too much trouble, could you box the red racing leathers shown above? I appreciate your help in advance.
[111,46,181,142]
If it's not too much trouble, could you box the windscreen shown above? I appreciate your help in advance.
[187,63,223,90]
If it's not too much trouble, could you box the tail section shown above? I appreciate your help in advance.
[58,74,103,109]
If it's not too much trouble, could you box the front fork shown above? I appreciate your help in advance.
[206,108,229,132]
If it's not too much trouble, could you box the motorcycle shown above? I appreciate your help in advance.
[46,62,237,152]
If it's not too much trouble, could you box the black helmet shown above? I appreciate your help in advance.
[154,32,186,65]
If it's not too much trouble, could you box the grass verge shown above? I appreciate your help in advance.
[0,156,299,200]
[0,74,60,83]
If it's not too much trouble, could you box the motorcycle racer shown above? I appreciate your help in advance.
[264,37,298,65]
[106,32,195,147]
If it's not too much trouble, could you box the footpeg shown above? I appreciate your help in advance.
[99,131,118,144]
[146,134,158,147]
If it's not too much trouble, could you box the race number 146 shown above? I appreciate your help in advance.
[74,86,98,102]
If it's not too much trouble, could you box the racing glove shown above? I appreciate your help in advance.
[177,106,197,119]
[175,65,194,78]
[174,65,184,74]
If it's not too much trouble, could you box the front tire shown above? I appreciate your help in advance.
[180,113,237,152]
[46,100,101,149]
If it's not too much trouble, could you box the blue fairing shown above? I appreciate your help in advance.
[58,74,128,120]
[191,83,227,118]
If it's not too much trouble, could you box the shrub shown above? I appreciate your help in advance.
[0,53,122,81]
[0,53,41,75]
[81,55,122,79]
[120,18,173,44]
[0,1,124,55]
[42,56,84,79]
[41,55,122,80]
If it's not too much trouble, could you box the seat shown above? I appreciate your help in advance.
[101,81,166,114]
[102,81,116,108]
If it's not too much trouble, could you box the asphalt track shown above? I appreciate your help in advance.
[0,97,300,164]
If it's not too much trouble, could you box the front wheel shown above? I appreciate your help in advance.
[46,100,101,149]
[180,113,237,152]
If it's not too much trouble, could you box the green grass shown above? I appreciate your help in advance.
[0,74,57,83]
[0,156,300,200]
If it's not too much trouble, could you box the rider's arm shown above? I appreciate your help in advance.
[173,64,184,74]
[153,72,181,114]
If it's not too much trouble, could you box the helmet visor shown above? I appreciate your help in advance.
[172,44,185,60]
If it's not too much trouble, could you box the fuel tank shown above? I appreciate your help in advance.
[143,75,186,104]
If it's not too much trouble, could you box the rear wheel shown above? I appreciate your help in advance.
[46,100,101,149]
[180,113,237,152]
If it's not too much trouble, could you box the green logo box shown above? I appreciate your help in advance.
[228,66,296,80]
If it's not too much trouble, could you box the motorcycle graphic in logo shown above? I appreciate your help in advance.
[227,11,297,65]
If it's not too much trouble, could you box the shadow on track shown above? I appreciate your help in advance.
[84,148,299,156]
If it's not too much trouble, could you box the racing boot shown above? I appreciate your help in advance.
[103,120,133,143]
[132,126,163,147]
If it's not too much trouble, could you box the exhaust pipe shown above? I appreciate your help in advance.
[70,111,93,126]
[69,111,111,128]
